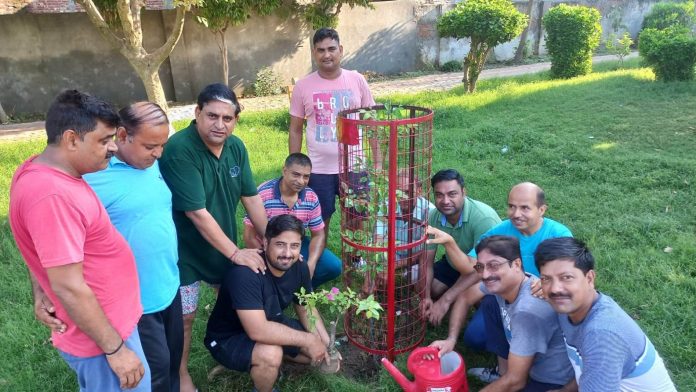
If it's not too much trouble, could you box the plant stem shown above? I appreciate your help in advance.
[328,320,337,355]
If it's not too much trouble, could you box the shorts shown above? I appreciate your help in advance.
[433,255,461,288]
[308,172,369,222]
[180,281,220,315]
[204,317,305,372]
[59,327,151,392]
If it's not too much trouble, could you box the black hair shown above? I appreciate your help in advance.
[197,83,242,117]
[313,27,340,46]
[535,188,546,207]
[431,169,465,189]
[284,153,312,169]
[45,89,119,145]
[265,214,305,241]
[475,235,522,271]
[535,237,594,274]
[119,102,169,136]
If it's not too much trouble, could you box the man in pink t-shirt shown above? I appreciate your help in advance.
[289,27,376,236]
[8,90,148,391]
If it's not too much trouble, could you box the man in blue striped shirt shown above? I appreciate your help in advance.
[244,153,341,288]
[536,237,676,392]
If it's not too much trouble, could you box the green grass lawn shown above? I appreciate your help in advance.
[1,58,695,391]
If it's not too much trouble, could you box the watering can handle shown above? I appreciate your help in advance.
[411,346,440,358]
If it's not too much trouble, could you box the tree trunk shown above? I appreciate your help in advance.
[0,102,9,124]
[133,65,169,112]
[514,0,535,62]
[217,29,229,86]
[467,45,492,93]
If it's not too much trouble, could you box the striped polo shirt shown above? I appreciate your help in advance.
[243,177,325,233]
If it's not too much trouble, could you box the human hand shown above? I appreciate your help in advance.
[106,346,145,389]
[34,294,67,334]
[427,337,456,358]
[230,248,266,274]
[307,335,328,365]
[426,226,454,246]
[421,297,433,318]
[530,278,545,299]
[428,298,450,326]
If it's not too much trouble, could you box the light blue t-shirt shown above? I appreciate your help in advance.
[85,157,180,314]
[481,276,574,385]
[559,293,676,391]
[468,218,572,276]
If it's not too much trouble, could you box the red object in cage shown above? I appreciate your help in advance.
[338,104,434,361]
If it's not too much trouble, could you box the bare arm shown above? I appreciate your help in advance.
[185,208,265,273]
[243,224,262,250]
[29,270,66,333]
[237,309,326,362]
[289,115,305,154]
[426,226,476,274]
[429,272,481,326]
[306,229,326,277]
[481,353,535,392]
[428,283,485,356]
[241,195,267,239]
[47,263,144,389]
[295,303,330,346]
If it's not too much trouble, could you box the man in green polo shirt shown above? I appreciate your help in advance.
[159,83,268,392]
[422,169,501,326]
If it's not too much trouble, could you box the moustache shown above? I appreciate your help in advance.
[482,277,499,284]
[549,292,571,299]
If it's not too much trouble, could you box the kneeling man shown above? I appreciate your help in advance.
[536,237,676,392]
[205,214,331,392]
[429,235,574,391]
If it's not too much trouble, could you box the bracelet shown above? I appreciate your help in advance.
[229,250,240,262]
[105,339,124,356]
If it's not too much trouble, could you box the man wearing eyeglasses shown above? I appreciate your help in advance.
[429,236,574,392]
[430,182,573,384]
[159,83,269,392]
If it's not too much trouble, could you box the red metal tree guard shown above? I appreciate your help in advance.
[338,104,433,361]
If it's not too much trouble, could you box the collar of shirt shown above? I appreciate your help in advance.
[272,177,307,205]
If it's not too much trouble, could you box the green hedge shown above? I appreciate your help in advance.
[639,27,696,81]
[642,1,695,31]
[543,4,602,79]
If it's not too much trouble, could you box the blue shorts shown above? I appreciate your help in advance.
[58,327,151,392]
[308,172,369,222]
[204,317,305,372]
[433,255,461,288]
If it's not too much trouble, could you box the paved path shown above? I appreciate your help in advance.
[0,53,636,142]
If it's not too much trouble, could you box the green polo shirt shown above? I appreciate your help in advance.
[427,196,501,266]
[160,121,257,285]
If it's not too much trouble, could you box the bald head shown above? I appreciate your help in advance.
[509,182,545,208]
[119,101,169,136]
[507,182,547,235]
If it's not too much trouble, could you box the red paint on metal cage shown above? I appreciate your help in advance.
[338,104,433,361]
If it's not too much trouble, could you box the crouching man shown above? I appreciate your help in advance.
[535,237,676,392]
[205,214,332,392]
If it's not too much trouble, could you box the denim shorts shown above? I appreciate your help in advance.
[58,327,151,392]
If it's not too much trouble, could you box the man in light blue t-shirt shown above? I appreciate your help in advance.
[85,102,182,392]
[429,235,574,391]
[536,237,676,392]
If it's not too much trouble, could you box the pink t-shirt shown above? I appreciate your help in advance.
[9,157,142,357]
[290,69,375,174]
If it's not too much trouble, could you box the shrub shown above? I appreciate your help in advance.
[642,1,695,31]
[605,32,634,66]
[253,67,283,96]
[440,60,463,72]
[543,4,602,79]
[437,0,527,92]
[639,27,696,81]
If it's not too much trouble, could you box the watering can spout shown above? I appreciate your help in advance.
[381,357,416,392]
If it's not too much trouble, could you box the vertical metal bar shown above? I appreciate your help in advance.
[387,121,398,362]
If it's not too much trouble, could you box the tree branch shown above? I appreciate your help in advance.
[116,0,142,51]
[150,6,187,66]
[75,0,124,49]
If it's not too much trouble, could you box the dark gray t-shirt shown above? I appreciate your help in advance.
[481,276,574,385]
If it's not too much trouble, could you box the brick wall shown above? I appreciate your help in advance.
[0,0,173,15]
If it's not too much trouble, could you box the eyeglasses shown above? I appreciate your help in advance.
[473,259,512,274]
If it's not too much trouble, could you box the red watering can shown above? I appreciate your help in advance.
[381,347,469,392]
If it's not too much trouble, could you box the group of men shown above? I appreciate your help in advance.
[8,26,677,392]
